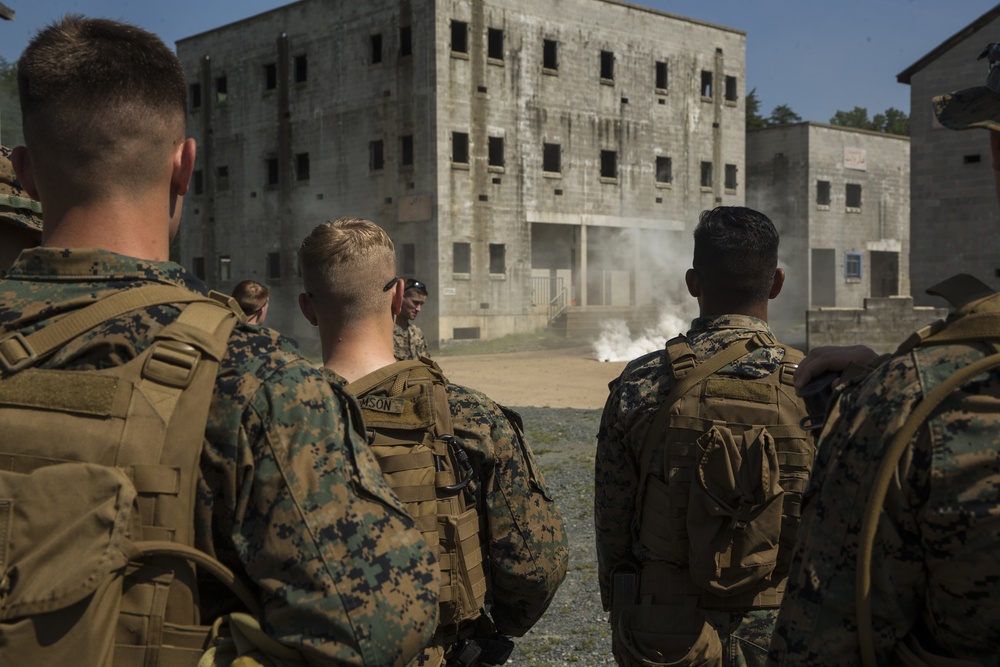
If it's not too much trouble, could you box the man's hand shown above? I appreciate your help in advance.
[793,345,879,392]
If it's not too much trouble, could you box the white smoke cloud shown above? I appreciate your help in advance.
[593,309,692,362]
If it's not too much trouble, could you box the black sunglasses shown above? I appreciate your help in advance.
[383,276,400,292]
[405,279,427,293]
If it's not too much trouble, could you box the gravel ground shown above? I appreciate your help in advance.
[502,406,616,667]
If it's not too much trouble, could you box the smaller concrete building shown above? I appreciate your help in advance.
[746,122,910,346]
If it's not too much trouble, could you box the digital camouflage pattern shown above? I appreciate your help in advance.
[0,248,440,667]
[596,314,794,667]
[0,145,42,235]
[770,303,1000,666]
[393,322,429,361]
[321,366,569,636]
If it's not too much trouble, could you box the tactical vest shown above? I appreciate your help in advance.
[345,359,487,646]
[634,332,814,609]
[0,285,259,667]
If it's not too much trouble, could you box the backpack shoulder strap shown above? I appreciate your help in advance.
[855,348,1000,666]
[345,359,428,397]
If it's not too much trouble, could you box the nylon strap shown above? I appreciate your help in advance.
[345,359,428,397]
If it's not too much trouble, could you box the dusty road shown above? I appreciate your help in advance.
[434,346,629,410]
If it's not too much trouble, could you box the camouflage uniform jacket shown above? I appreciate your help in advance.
[769,307,1000,665]
[596,314,795,665]
[0,248,439,667]
[394,322,429,361]
[321,365,570,636]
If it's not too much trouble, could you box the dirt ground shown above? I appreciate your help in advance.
[434,345,629,410]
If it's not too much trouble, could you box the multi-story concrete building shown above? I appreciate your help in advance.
[898,4,1000,305]
[746,122,910,345]
[175,0,746,351]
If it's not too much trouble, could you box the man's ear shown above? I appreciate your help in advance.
[172,138,197,196]
[11,146,39,200]
[769,268,785,299]
[391,279,404,317]
[298,292,318,326]
[685,268,701,298]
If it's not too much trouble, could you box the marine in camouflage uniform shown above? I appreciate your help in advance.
[0,144,43,275]
[769,285,1000,666]
[394,322,430,361]
[596,207,811,667]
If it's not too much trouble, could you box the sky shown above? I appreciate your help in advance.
[0,0,997,124]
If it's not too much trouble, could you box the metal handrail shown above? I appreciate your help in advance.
[548,287,568,323]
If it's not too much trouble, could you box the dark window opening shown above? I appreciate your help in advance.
[296,153,310,181]
[846,183,862,208]
[700,161,713,187]
[264,63,277,90]
[701,71,713,97]
[294,55,308,83]
[488,136,504,167]
[655,156,672,184]
[543,39,558,70]
[370,140,384,171]
[401,135,414,166]
[400,26,412,56]
[216,166,229,191]
[189,83,201,110]
[267,252,281,280]
[655,61,668,90]
[454,242,471,273]
[215,76,227,104]
[219,255,231,282]
[267,157,279,185]
[543,143,561,173]
[964,154,982,164]
[725,164,737,190]
[192,169,204,195]
[489,243,506,274]
[452,132,469,164]
[192,257,205,280]
[451,21,468,53]
[600,150,617,179]
[402,243,416,275]
[817,180,831,205]
[371,33,382,64]
[600,50,614,80]
[725,75,737,101]
[488,28,504,60]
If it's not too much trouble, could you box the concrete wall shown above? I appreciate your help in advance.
[806,297,947,354]
[908,12,1000,304]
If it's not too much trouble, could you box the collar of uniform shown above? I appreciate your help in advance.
[317,365,349,387]
[689,313,772,335]
[7,247,202,291]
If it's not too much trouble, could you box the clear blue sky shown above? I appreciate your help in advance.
[0,0,996,123]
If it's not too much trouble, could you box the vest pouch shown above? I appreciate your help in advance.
[613,601,722,667]
[0,462,137,667]
[438,505,486,627]
[687,425,783,596]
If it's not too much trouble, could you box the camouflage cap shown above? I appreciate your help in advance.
[0,145,42,235]
[933,86,1000,132]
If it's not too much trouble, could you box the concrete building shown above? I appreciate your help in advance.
[898,4,1000,306]
[746,122,910,346]
[175,0,746,352]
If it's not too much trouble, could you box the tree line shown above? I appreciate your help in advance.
[746,88,910,136]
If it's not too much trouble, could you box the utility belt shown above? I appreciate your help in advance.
[628,560,785,612]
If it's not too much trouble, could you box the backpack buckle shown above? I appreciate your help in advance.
[143,341,200,388]
[670,354,697,379]
[0,332,38,373]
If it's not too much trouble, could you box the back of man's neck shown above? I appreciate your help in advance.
[321,320,398,384]
[41,202,171,261]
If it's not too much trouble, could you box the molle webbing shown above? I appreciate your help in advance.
[637,560,785,610]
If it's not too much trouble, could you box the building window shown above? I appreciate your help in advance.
[451,20,468,54]
[294,54,308,83]
[489,244,506,274]
[655,156,672,184]
[700,161,713,187]
[401,135,414,167]
[266,157,279,185]
[488,27,504,60]
[400,26,412,57]
[452,132,469,164]
[725,164,738,190]
[725,75,737,102]
[192,169,204,195]
[216,165,229,191]
[845,251,863,280]
[543,142,561,173]
[846,183,862,209]
[219,255,231,282]
[701,71,713,98]
[454,242,471,273]
[264,63,277,90]
[655,61,668,91]
[817,180,831,206]
[402,243,416,275]
[600,150,617,179]
[296,153,310,181]
[600,50,614,80]
[370,33,383,64]
[370,140,384,171]
[192,257,205,280]
[267,252,281,280]
[189,83,201,110]
[488,136,504,168]
[215,76,227,104]
[543,39,558,71]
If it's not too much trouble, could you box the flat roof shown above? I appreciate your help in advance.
[748,120,910,141]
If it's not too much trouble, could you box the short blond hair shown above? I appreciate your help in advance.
[298,216,397,324]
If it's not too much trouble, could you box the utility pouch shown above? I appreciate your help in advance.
[613,601,722,667]
[611,567,638,626]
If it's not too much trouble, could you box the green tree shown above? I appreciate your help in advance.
[830,105,909,135]
[767,104,802,127]
[880,107,910,135]
[0,57,22,147]
[746,88,767,131]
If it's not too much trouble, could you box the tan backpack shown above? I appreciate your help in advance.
[345,360,487,644]
[0,285,260,667]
